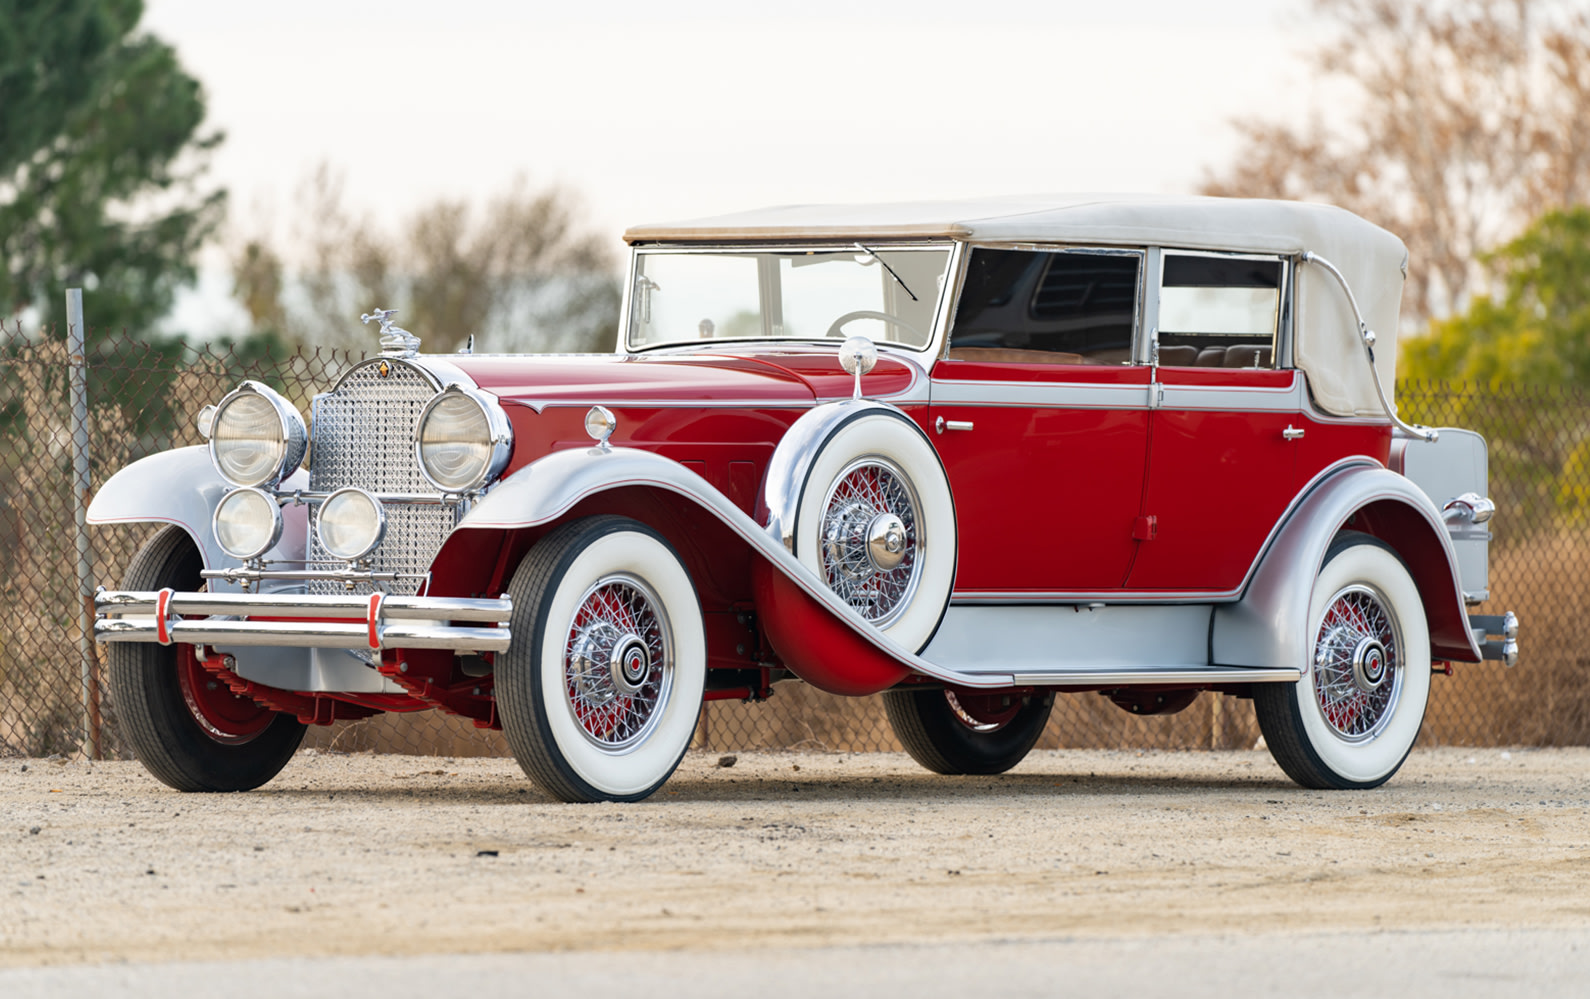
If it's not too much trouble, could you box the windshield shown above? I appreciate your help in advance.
[626,246,953,351]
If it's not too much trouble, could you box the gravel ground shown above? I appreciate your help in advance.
[2,746,1588,977]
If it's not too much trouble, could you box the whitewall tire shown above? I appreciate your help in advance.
[793,410,956,653]
[1255,533,1431,789]
[497,516,706,803]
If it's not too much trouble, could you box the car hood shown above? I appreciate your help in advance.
[444,349,921,409]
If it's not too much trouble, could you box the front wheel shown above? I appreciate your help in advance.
[107,526,306,792]
[496,516,707,803]
[883,687,1054,775]
[1254,533,1431,789]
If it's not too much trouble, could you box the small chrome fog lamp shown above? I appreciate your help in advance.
[316,488,387,561]
[213,487,284,561]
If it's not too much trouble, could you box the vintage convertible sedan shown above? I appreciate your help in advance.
[90,195,1519,801]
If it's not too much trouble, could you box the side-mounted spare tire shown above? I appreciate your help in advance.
[789,408,956,653]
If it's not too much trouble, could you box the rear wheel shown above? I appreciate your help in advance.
[107,526,305,792]
[883,687,1054,775]
[496,516,707,803]
[1254,533,1431,789]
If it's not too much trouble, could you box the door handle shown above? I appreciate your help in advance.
[1282,425,1305,441]
[935,417,974,434]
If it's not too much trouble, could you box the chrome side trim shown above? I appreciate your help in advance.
[1007,666,1301,686]
[1213,464,1483,670]
[931,379,1152,410]
[929,375,1303,413]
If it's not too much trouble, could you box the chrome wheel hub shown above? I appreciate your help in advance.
[1312,584,1402,742]
[819,458,921,626]
[564,574,672,751]
[1351,636,1389,692]
[866,512,908,572]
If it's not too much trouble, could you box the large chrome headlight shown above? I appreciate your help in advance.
[209,381,307,488]
[414,385,511,492]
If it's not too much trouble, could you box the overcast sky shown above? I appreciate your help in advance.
[141,0,1321,333]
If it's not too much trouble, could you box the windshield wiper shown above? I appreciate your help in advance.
[854,242,918,302]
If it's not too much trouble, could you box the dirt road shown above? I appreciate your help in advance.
[3,747,1588,969]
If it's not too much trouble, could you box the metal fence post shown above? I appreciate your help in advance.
[66,289,102,760]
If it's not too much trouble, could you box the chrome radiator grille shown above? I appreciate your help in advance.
[306,359,457,596]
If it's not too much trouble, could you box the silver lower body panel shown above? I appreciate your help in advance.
[923,604,1302,686]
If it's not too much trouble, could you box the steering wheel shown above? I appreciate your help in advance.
[824,310,926,342]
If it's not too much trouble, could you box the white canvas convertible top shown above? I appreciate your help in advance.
[625,195,1408,419]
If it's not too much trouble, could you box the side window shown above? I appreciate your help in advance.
[1156,253,1283,369]
[949,249,1140,364]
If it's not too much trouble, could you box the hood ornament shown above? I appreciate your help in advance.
[361,308,421,358]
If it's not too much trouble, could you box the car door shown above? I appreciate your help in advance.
[930,247,1151,595]
[1124,251,1301,593]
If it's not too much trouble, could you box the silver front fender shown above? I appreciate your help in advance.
[86,446,308,589]
[455,444,1014,690]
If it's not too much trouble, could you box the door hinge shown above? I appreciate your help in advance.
[1133,515,1158,541]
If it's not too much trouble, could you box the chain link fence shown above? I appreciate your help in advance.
[3,326,1585,759]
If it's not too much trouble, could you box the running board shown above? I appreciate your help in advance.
[1000,665,1302,687]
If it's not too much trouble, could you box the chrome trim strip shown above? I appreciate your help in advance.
[930,380,1152,410]
[930,373,1304,413]
[1005,666,1301,685]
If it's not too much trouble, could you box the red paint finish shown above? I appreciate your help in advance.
[180,644,274,743]
[930,360,1150,591]
[451,348,917,407]
[1126,370,1303,591]
[751,559,910,695]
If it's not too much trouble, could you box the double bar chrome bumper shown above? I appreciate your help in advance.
[94,590,512,653]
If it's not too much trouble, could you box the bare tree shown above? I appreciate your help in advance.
[231,167,621,353]
[1202,0,1590,322]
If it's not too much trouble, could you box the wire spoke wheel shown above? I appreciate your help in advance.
[1312,585,1402,742]
[564,574,673,751]
[819,457,921,626]
[497,516,706,803]
[1254,533,1431,790]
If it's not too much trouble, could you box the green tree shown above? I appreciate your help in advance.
[1401,208,1590,387]
[0,0,224,335]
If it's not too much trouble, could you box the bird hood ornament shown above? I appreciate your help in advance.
[361,308,421,357]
